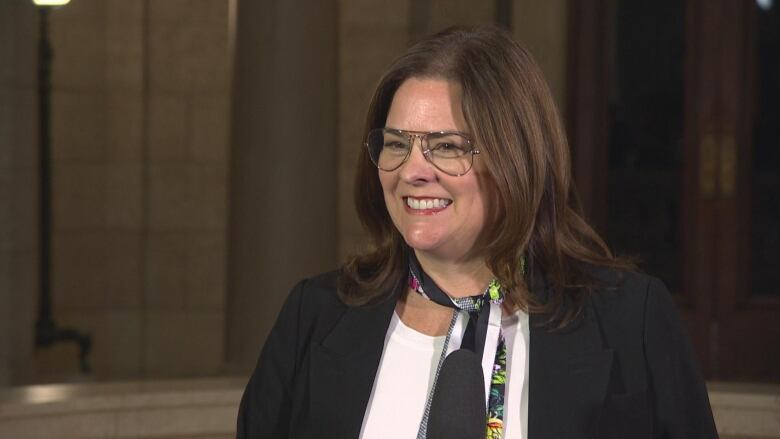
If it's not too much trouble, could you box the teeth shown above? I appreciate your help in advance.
[406,197,451,210]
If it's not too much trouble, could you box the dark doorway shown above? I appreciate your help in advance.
[568,0,780,381]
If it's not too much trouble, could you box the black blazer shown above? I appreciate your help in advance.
[237,268,718,439]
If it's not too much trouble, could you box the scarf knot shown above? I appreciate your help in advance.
[408,272,505,313]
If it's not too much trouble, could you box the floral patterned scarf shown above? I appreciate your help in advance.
[408,252,523,439]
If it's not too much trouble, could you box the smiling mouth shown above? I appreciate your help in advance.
[404,196,452,211]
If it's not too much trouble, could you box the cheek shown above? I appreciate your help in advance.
[378,171,396,200]
[459,173,491,229]
[474,176,498,234]
[377,171,400,222]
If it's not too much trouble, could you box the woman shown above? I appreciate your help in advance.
[237,25,718,439]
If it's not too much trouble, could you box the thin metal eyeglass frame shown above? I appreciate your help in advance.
[364,128,481,177]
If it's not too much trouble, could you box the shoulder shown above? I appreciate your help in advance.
[577,266,717,434]
[579,266,696,378]
[290,269,344,308]
[237,270,347,437]
[584,266,671,317]
[578,267,676,385]
[278,270,348,332]
[581,266,680,349]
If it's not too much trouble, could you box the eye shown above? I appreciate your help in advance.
[430,139,468,157]
[383,140,408,150]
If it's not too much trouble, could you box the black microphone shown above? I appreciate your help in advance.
[426,349,486,439]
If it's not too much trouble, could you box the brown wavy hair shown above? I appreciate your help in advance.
[338,25,633,327]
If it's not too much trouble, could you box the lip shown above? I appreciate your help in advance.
[402,196,452,215]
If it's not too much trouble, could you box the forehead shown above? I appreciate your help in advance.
[385,77,468,132]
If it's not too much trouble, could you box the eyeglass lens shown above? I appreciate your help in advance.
[366,129,474,176]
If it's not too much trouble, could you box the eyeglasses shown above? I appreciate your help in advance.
[364,128,480,176]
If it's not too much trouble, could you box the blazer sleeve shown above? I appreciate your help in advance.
[643,277,719,438]
[237,278,308,439]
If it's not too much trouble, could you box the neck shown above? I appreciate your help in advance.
[413,250,494,298]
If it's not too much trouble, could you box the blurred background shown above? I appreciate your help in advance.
[0,0,778,437]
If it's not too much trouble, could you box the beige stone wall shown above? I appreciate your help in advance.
[140,0,231,379]
[38,0,145,382]
[1,0,232,383]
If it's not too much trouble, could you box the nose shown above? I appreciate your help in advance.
[398,136,436,184]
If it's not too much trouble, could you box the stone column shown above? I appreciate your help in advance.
[0,1,39,386]
[513,0,569,113]
[227,0,339,372]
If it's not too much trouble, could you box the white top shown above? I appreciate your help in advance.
[359,309,530,439]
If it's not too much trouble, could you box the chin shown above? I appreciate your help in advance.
[404,239,441,254]
[403,230,453,257]
[401,228,450,255]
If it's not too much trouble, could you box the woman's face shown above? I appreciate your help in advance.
[379,77,491,263]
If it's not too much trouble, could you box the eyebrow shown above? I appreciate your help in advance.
[383,127,472,137]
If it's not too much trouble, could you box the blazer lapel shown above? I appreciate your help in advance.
[307,293,398,438]
[304,270,614,439]
[528,303,614,439]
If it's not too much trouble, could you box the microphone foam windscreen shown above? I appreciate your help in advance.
[426,348,486,439]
